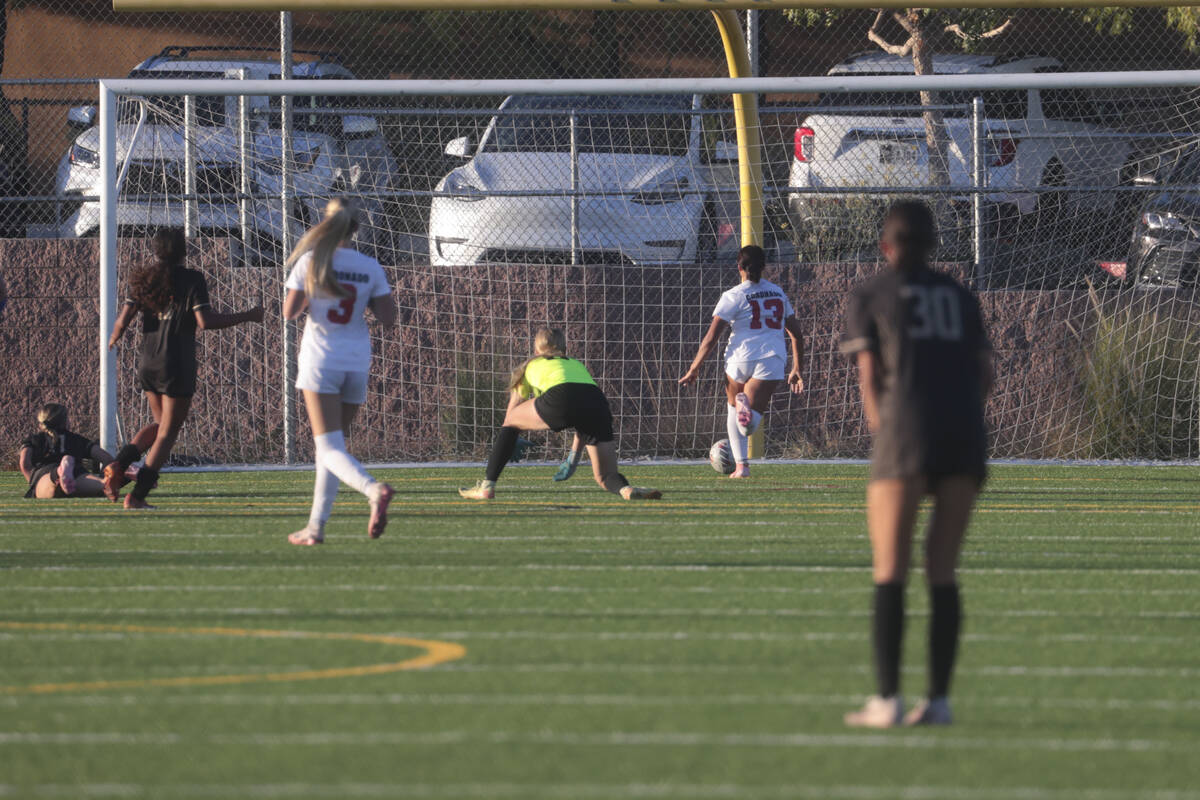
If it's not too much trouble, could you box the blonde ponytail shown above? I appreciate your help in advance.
[507,328,568,392]
[285,197,360,299]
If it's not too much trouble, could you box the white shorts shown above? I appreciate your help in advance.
[295,363,369,404]
[725,355,786,383]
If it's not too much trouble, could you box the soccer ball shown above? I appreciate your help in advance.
[709,439,736,475]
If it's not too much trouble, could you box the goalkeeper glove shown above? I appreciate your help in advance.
[552,447,584,482]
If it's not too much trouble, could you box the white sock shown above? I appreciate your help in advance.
[307,463,339,530]
[726,405,749,464]
[314,430,377,497]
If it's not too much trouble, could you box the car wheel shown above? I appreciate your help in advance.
[696,202,718,263]
[1035,160,1067,230]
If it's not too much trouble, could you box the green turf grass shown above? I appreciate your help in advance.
[1,463,1198,799]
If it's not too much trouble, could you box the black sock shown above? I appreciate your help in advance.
[601,472,629,495]
[485,427,521,483]
[115,444,142,470]
[928,583,962,699]
[872,582,905,698]
[130,466,158,501]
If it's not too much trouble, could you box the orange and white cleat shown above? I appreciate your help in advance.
[735,392,752,432]
[101,462,124,502]
[620,486,662,500]
[56,455,76,496]
[458,481,496,500]
[367,483,394,539]
[288,528,324,546]
[730,463,750,479]
[845,695,904,729]
[123,494,156,511]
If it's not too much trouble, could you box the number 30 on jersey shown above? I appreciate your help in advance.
[902,285,962,341]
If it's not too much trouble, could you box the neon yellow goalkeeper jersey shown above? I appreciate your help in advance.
[519,356,597,398]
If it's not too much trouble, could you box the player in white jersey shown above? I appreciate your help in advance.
[282,198,398,545]
[679,245,805,477]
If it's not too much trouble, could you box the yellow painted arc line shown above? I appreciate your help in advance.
[0,622,465,696]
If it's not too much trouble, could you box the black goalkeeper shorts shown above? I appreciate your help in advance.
[534,383,615,445]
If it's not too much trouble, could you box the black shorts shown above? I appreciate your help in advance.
[139,363,197,398]
[24,462,90,499]
[870,430,988,489]
[534,383,615,444]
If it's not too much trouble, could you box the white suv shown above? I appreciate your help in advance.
[788,53,1132,244]
[55,46,398,253]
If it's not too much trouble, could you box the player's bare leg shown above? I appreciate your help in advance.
[726,377,782,478]
[103,420,159,502]
[905,475,977,726]
[125,395,191,510]
[846,477,924,728]
[587,442,661,500]
[303,391,392,539]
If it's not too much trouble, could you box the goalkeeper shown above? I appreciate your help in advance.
[459,328,661,501]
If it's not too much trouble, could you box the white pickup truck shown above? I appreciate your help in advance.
[788,52,1133,250]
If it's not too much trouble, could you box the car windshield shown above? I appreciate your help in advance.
[815,85,1027,120]
[123,71,227,127]
[481,96,693,157]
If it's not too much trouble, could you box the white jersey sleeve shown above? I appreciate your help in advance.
[714,279,793,364]
[291,248,391,373]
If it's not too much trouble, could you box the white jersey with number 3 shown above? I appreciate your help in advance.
[712,279,795,364]
[285,247,391,373]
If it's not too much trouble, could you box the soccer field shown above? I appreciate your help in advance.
[1,464,1198,799]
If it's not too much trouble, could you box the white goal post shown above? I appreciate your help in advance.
[97,71,1200,463]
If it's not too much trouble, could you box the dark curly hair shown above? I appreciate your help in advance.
[128,229,186,313]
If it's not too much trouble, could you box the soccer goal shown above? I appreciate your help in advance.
[96,71,1200,466]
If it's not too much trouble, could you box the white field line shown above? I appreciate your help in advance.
[436,663,1200,679]
[0,583,1195,598]
[0,630,1192,646]
[3,606,1196,620]
[9,564,1200,575]
[0,730,1189,752]
[4,783,1200,800]
[6,691,1199,713]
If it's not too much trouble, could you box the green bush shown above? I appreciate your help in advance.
[1074,286,1200,460]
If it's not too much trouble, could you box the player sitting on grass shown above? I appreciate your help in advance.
[460,327,661,501]
[678,245,805,478]
[18,403,153,500]
[840,200,993,728]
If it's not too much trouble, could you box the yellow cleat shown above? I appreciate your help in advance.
[620,486,662,500]
[459,482,495,500]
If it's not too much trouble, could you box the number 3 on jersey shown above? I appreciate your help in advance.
[903,285,962,341]
[748,298,785,330]
[326,283,358,325]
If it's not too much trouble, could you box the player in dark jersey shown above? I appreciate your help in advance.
[840,200,994,728]
[18,403,157,499]
[459,328,661,501]
[106,229,263,509]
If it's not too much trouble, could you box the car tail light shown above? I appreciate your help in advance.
[794,127,815,162]
[990,138,1018,167]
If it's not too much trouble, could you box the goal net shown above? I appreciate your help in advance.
[97,73,1200,465]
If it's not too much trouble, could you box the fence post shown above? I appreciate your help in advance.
[235,69,251,249]
[971,95,986,287]
[183,94,197,237]
[98,82,118,454]
[280,10,296,464]
[570,109,579,266]
[745,9,760,78]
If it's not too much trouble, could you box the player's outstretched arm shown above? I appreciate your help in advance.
[855,350,880,433]
[784,315,806,395]
[107,302,138,349]
[90,444,115,467]
[17,446,33,483]
[195,305,264,331]
[368,294,397,328]
[678,317,728,386]
[282,288,308,321]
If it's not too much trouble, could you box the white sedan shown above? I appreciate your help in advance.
[429,94,727,266]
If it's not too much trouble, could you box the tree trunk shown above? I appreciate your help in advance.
[909,12,950,189]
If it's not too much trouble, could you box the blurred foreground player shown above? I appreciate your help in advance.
[107,229,263,509]
[840,200,994,728]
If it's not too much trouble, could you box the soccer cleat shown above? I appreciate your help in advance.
[288,528,325,546]
[844,695,904,729]
[730,463,750,479]
[735,392,752,432]
[56,455,76,496]
[903,697,953,726]
[620,486,662,500]
[458,481,496,500]
[123,494,156,511]
[367,483,394,539]
[101,462,124,502]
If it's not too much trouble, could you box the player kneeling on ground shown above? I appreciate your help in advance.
[18,403,153,499]
[678,245,805,478]
[460,328,660,501]
[841,200,994,728]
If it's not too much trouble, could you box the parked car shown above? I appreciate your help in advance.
[1127,144,1200,287]
[787,52,1134,254]
[429,94,752,266]
[54,45,398,255]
